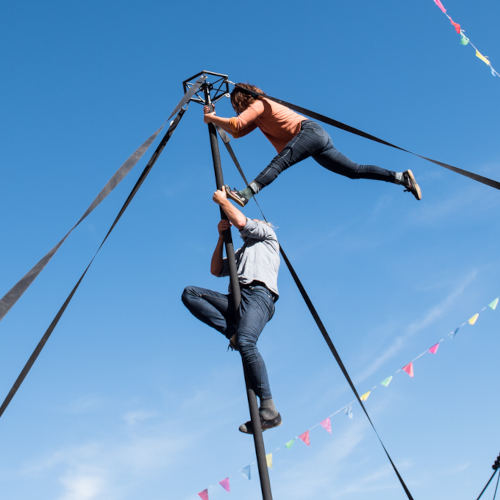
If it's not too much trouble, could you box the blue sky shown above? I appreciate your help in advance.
[1,1,499,499]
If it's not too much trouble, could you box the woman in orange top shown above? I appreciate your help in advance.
[203,83,421,206]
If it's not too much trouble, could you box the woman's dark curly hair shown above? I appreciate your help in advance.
[230,83,264,113]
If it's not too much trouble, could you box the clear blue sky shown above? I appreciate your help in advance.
[1,1,499,499]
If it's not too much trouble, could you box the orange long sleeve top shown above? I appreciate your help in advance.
[228,98,305,153]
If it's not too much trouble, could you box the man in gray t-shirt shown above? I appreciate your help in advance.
[182,188,281,434]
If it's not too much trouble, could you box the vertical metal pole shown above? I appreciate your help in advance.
[203,86,273,500]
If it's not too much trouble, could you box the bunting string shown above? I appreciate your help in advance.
[194,294,498,499]
[432,0,500,78]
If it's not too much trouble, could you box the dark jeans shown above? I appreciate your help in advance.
[181,284,275,400]
[254,120,398,188]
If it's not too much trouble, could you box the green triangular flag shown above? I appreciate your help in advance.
[460,34,470,46]
[381,376,393,387]
[285,439,295,449]
[489,298,499,310]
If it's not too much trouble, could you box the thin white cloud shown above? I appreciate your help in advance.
[273,422,367,499]
[59,471,106,500]
[23,418,197,500]
[65,395,106,415]
[122,410,157,426]
[356,270,477,383]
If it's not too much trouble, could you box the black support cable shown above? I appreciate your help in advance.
[217,127,415,500]
[0,77,206,325]
[475,470,498,500]
[476,452,500,500]
[0,107,187,418]
[230,82,500,191]
[0,127,162,322]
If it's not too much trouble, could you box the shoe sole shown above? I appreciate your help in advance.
[224,186,246,207]
[406,169,422,200]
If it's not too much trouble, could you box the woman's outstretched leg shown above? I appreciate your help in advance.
[313,138,422,200]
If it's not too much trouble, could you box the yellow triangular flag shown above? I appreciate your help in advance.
[360,391,371,401]
[266,453,273,469]
[475,49,491,66]
[468,313,479,325]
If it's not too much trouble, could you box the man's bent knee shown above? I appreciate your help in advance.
[181,286,198,307]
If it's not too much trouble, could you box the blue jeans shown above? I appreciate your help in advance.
[181,284,275,400]
[254,120,398,188]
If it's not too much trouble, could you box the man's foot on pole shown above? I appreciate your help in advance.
[238,413,282,434]
[402,169,422,200]
[224,185,252,207]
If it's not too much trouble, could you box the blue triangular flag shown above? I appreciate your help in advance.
[241,465,251,480]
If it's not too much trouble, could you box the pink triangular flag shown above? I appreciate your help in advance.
[299,430,311,446]
[320,417,332,434]
[433,0,447,13]
[219,478,230,492]
[429,343,440,355]
[198,489,209,500]
[402,361,414,378]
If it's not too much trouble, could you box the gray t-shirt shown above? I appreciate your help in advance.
[221,218,280,297]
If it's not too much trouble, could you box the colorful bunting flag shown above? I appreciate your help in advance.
[345,406,353,419]
[219,478,230,492]
[429,343,440,355]
[285,439,295,449]
[468,313,479,325]
[360,391,371,401]
[381,376,393,387]
[449,18,461,34]
[403,362,414,378]
[475,50,490,66]
[489,298,499,310]
[432,0,498,78]
[320,417,332,434]
[460,33,470,46]
[433,0,446,14]
[241,465,251,480]
[450,327,460,338]
[266,453,273,469]
[299,430,311,446]
[198,489,209,500]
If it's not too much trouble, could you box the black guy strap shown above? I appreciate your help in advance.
[476,452,500,500]
[230,82,500,191]
[217,127,415,500]
[0,107,187,419]
[0,76,205,325]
